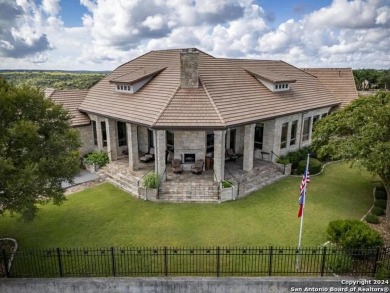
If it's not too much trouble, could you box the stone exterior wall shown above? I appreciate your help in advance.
[75,125,94,156]
[234,126,245,155]
[173,131,206,165]
[271,106,331,160]
[138,126,149,154]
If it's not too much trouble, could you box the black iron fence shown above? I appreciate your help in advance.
[1,246,389,278]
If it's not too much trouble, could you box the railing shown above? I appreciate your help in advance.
[224,167,240,198]
[2,246,389,278]
[136,167,154,187]
[270,150,286,174]
[157,167,167,199]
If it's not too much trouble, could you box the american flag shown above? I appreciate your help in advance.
[298,170,310,218]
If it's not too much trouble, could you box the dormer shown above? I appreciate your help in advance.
[109,66,166,94]
[245,67,296,92]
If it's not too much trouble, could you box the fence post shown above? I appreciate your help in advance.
[111,247,116,277]
[56,248,63,277]
[320,246,327,277]
[372,247,381,277]
[164,246,168,277]
[268,246,273,276]
[2,249,10,278]
[216,246,220,277]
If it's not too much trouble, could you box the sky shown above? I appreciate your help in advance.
[0,0,389,71]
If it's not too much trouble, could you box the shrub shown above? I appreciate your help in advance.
[222,180,234,188]
[143,173,160,189]
[365,214,379,224]
[327,219,384,250]
[84,151,109,167]
[326,252,354,274]
[276,157,290,165]
[297,158,322,175]
[374,199,387,210]
[375,189,388,200]
[371,207,385,216]
[376,259,390,279]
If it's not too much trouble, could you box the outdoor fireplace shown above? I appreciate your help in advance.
[183,153,196,163]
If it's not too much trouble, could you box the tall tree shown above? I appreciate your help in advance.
[0,78,81,220]
[312,92,390,218]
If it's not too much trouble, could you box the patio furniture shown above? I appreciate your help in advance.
[172,159,183,174]
[139,147,155,162]
[191,159,204,175]
[226,149,238,161]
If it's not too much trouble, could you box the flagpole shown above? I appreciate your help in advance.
[296,153,310,270]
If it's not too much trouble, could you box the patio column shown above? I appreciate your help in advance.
[126,123,139,171]
[96,117,103,151]
[155,130,166,181]
[105,118,118,161]
[243,123,255,171]
[213,130,225,182]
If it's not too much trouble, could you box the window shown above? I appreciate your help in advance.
[92,121,97,146]
[206,132,214,153]
[312,115,320,131]
[290,120,298,146]
[230,129,236,151]
[101,121,107,147]
[166,131,174,151]
[280,122,288,149]
[117,121,127,147]
[254,123,264,150]
[302,117,311,141]
[321,113,328,118]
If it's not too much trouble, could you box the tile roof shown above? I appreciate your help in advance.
[79,49,343,129]
[244,67,296,83]
[109,65,167,84]
[302,68,358,108]
[46,89,90,127]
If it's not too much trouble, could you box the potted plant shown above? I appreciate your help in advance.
[139,172,160,200]
[83,151,109,172]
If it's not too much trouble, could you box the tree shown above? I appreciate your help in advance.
[0,78,81,220]
[312,92,390,218]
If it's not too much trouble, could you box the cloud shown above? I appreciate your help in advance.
[0,0,53,58]
[256,0,390,68]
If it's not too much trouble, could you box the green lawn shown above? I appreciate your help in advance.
[0,162,375,249]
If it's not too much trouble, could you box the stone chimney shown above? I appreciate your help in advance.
[180,48,199,88]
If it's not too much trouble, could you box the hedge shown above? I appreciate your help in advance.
[297,158,322,175]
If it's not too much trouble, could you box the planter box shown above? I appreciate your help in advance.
[220,185,238,202]
[84,162,100,173]
[138,187,158,201]
[275,163,292,175]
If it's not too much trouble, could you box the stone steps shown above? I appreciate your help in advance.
[158,181,219,202]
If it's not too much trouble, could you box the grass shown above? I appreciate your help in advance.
[0,162,375,249]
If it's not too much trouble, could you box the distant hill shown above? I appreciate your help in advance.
[0,70,108,90]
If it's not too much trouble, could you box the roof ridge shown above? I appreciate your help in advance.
[199,76,226,127]
[152,84,181,127]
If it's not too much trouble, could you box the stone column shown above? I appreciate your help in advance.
[96,117,103,151]
[105,118,118,161]
[155,130,166,181]
[126,123,139,171]
[243,123,255,171]
[213,130,226,182]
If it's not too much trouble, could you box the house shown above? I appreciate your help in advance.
[49,48,358,201]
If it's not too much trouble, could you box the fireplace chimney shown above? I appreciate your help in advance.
[180,48,199,88]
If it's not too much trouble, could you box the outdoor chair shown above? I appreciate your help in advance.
[171,159,183,174]
[139,147,155,162]
[191,159,204,175]
[226,149,238,161]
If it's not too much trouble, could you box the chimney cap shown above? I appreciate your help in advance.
[181,48,198,53]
